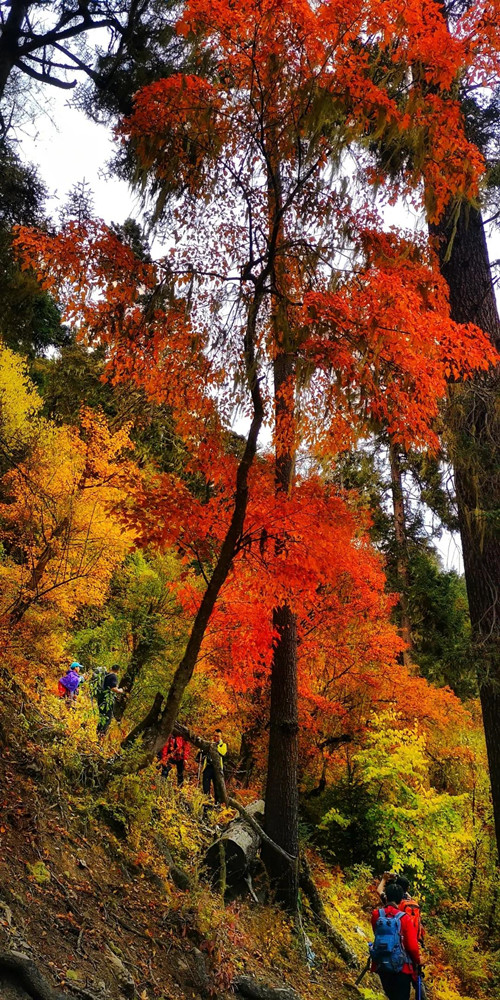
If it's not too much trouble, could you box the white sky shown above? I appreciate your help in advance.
[18,86,489,574]
[19,89,138,224]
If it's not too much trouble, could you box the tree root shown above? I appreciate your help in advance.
[299,857,359,968]
[154,833,191,891]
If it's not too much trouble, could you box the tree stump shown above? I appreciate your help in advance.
[204,800,265,887]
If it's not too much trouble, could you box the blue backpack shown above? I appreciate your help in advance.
[369,908,408,972]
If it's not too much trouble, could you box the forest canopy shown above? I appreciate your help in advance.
[0,3,499,1000]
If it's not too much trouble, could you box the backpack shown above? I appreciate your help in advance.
[401,898,423,942]
[89,666,106,701]
[370,908,408,973]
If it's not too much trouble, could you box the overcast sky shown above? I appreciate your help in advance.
[17,86,475,573]
[20,88,137,224]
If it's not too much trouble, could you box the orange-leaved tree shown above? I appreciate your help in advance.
[16,0,497,906]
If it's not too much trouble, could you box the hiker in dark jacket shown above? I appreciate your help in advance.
[371,882,420,1000]
[197,728,227,803]
[96,668,123,736]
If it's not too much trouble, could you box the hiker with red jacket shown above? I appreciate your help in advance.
[160,735,189,786]
[397,876,425,945]
[371,882,421,1000]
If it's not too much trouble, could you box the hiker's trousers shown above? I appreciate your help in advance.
[378,971,413,1000]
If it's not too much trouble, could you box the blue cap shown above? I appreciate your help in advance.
[70,661,83,670]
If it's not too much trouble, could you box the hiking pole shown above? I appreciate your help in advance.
[415,967,422,1000]
[355,956,371,986]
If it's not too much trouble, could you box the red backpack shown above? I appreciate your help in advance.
[400,898,424,942]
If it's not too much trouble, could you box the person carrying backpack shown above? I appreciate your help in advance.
[89,666,107,708]
[370,882,420,1000]
[96,668,123,736]
[58,662,84,707]
[160,736,189,786]
[397,877,425,945]
[197,728,227,803]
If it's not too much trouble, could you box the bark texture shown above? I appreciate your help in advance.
[431,204,500,854]
[262,346,300,909]
[262,600,299,907]
[389,441,412,666]
[205,799,265,886]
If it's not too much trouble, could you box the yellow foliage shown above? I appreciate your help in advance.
[0,342,41,446]
[0,405,135,622]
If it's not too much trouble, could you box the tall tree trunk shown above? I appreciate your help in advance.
[0,1,27,101]
[388,440,412,666]
[121,283,266,764]
[262,348,299,909]
[431,205,500,855]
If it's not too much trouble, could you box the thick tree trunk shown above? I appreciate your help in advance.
[0,1,27,101]
[205,799,265,887]
[431,205,500,855]
[262,348,299,909]
[262,602,299,907]
[388,440,412,666]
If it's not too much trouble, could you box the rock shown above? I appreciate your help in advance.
[0,950,65,1000]
[97,804,128,839]
[233,974,302,1000]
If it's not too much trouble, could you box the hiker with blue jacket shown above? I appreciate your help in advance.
[371,881,421,1000]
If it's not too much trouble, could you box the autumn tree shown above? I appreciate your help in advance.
[0,142,67,358]
[363,0,500,853]
[16,0,498,908]
[0,357,135,630]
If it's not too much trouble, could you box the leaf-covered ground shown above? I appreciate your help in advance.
[0,677,372,1000]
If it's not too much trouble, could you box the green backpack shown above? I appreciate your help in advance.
[89,666,106,702]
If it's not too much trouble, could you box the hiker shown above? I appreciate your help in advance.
[89,665,107,709]
[160,735,189,786]
[370,881,421,1000]
[377,871,398,905]
[397,876,425,945]
[198,728,227,803]
[58,662,84,707]
[96,668,123,736]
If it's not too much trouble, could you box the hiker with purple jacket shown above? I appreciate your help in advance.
[58,662,84,707]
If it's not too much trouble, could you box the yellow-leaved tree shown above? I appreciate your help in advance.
[0,345,136,675]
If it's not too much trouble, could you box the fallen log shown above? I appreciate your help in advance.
[0,951,65,1000]
[205,800,265,886]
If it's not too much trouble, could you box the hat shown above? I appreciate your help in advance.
[70,661,83,671]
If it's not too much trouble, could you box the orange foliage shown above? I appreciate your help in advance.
[12,0,499,777]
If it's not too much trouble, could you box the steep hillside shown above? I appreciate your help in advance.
[0,675,370,1000]
[1,670,497,1000]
